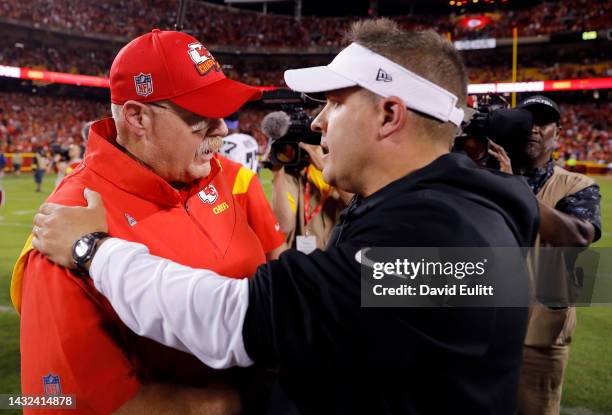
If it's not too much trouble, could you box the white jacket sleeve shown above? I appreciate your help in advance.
[89,238,254,369]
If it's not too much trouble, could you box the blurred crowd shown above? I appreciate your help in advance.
[556,102,612,164]
[1,0,609,86]
[226,62,612,86]
[0,43,112,77]
[1,0,610,47]
[467,61,612,84]
[1,40,609,86]
[0,0,175,40]
[0,92,108,153]
[0,92,610,164]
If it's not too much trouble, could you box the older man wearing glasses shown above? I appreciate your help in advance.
[12,29,281,414]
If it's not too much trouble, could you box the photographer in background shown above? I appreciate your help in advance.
[515,95,601,415]
[475,95,602,414]
[33,147,50,192]
[12,151,22,175]
[262,110,351,252]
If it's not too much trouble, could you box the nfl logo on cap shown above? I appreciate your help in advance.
[42,373,62,396]
[134,73,153,97]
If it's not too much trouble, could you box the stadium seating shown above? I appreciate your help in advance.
[0,91,609,164]
[556,102,612,163]
[0,1,609,163]
[1,40,609,86]
[1,0,610,47]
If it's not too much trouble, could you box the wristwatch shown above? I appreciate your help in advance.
[72,232,110,273]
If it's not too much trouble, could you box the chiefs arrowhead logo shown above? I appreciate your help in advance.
[198,184,219,204]
[187,42,221,76]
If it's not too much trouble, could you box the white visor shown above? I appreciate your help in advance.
[284,42,465,127]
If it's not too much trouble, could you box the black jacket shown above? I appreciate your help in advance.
[243,153,539,414]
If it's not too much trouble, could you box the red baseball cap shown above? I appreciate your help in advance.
[110,29,262,118]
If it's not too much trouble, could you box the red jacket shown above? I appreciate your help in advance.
[17,119,268,413]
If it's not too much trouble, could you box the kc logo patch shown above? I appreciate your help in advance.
[134,73,153,97]
[42,373,62,396]
[187,42,221,76]
[198,184,219,204]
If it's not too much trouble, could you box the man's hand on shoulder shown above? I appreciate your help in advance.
[32,188,109,269]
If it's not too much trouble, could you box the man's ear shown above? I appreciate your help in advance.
[378,96,407,139]
[121,101,152,139]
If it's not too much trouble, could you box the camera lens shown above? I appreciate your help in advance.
[275,143,298,164]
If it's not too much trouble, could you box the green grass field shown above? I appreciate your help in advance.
[0,171,611,414]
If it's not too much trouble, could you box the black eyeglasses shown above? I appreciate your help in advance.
[147,102,210,132]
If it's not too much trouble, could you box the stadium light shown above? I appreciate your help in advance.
[468,77,612,94]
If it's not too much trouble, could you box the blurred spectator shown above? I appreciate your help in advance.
[33,147,50,192]
[11,152,22,174]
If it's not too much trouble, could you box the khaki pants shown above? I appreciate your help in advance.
[518,344,570,415]
[519,304,575,415]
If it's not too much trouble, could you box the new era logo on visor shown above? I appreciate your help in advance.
[134,73,153,97]
[376,69,392,82]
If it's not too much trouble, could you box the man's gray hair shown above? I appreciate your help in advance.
[111,103,122,122]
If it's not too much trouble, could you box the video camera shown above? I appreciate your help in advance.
[264,106,320,169]
[453,95,534,170]
[259,89,322,170]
